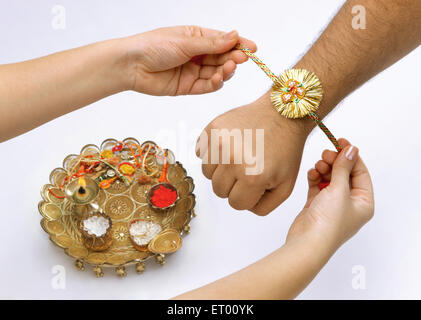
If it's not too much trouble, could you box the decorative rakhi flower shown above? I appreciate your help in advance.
[270,69,323,119]
[236,44,341,151]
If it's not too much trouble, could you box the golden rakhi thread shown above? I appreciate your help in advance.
[236,44,342,151]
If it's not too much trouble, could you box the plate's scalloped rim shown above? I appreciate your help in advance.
[38,139,195,268]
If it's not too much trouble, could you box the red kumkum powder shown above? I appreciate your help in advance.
[150,185,177,208]
[318,181,330,190]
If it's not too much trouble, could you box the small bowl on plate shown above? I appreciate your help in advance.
[147,183,179,210]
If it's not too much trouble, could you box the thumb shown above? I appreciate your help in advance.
[186,30,239,56]
[331,145,359,188]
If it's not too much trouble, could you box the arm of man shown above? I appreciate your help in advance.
[297,0,421,123]
[198,0,421,215]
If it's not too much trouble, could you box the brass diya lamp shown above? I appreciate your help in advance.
[65,176,99,217]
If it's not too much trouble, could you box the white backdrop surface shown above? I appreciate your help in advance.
[0,0,420,299]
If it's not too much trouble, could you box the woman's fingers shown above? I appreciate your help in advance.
[322,138,352,165]
[183,27,255,94]
[321,149,338,165]
[330,145,359,188]
[306,168,322,207]
[337,138,351,150]
[314,159,332,181]
[221,61,236,80]
[189,60,236,94]
[350,153,373,195]
[191,28,256,66]
[319,138,372,198]
[238,36,258,52]
[308,168,321,187]
[230,50,249,64]
[194,26,257,53]
[315,160,330,176]
[187,30,239,56]
[201,49,249,66]
[199,61,236,81]
[189,75,223,94]
[186,27,257,58]
[190,61,236,94]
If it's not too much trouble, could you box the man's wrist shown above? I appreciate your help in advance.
[293,55,344,121]
[257,91,314,137]
[258,62,342,136]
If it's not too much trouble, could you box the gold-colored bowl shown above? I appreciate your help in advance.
[147,183,179,210]
[38,138,195,274]
[79,212,113,252]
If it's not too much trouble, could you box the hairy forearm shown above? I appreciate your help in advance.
[0,38,131,142]
[173,233,335,300]
[265,0,421,133]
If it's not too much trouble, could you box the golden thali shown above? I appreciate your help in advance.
[38,138,196,277]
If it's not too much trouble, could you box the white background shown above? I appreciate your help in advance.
[0,0,420,299]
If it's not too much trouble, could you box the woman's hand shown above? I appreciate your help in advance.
[0,25,255,141]
[123,26,257,95]
[287,138,375,251]
[178,139,374,300]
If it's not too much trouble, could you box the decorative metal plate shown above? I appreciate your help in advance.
[38,138,195,276]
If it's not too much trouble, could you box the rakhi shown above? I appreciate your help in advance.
[237,45,342,152]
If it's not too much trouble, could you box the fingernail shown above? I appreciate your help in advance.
[223,30,238,40]
[345,145,356,160]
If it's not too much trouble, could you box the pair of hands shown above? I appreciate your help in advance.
[122,26,374,250]
[123,26,300,212]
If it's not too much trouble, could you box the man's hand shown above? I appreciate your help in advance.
[124,26,257,96]
[196,94,310,215]
[196,0,420,215]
